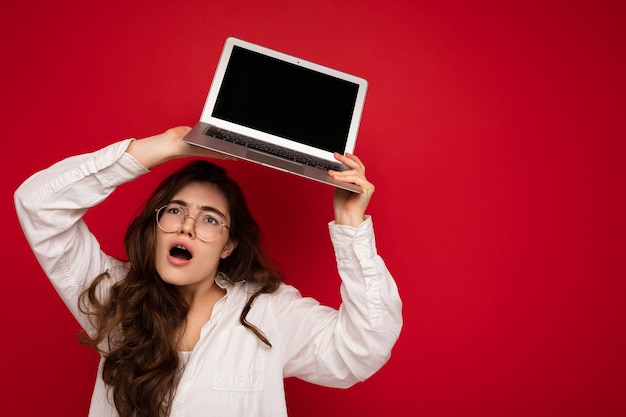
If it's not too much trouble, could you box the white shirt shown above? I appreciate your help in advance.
[14,139,403,417]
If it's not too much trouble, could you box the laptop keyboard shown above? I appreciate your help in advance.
[205,126,344,171]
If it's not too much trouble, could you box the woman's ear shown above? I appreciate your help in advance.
[220,240,238,259]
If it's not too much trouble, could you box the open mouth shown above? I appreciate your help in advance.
[170,244,192,261]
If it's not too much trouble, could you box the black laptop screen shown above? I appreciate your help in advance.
[212,46,359,154]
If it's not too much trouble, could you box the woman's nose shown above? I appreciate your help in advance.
[179,215,196,237]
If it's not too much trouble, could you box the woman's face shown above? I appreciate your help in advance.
[155,182,235,298]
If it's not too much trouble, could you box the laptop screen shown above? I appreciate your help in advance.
[211,46,359,154]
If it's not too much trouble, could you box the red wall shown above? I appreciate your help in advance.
[2,1,625,416]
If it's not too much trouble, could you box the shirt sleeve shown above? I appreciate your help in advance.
[14,140,149,334]
[278,217,403,387]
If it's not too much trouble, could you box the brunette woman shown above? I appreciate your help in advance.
[15,126,402,417]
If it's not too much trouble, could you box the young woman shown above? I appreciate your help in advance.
[15,126,402,417]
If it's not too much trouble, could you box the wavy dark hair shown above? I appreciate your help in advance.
[79,160,283,417]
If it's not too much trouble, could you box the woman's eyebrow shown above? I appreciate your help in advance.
[169,199,228,220]
[200,205,228,220]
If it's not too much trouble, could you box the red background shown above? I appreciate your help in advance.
[2,1,625,416]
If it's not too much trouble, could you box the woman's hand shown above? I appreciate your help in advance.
[126,126,235,169]
[328,153,375,227]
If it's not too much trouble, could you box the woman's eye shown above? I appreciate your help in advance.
[167,206,183,215]
[201,214,218,225]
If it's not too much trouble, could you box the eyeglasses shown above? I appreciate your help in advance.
[155,204,231,242]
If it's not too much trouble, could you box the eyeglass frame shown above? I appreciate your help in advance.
[155,204,232,243]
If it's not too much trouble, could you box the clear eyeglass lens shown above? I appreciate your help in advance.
[156,204,225,242]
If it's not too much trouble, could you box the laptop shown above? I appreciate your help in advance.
[183,37,368,193]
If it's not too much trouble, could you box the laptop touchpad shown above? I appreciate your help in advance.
[247,149,304,173]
